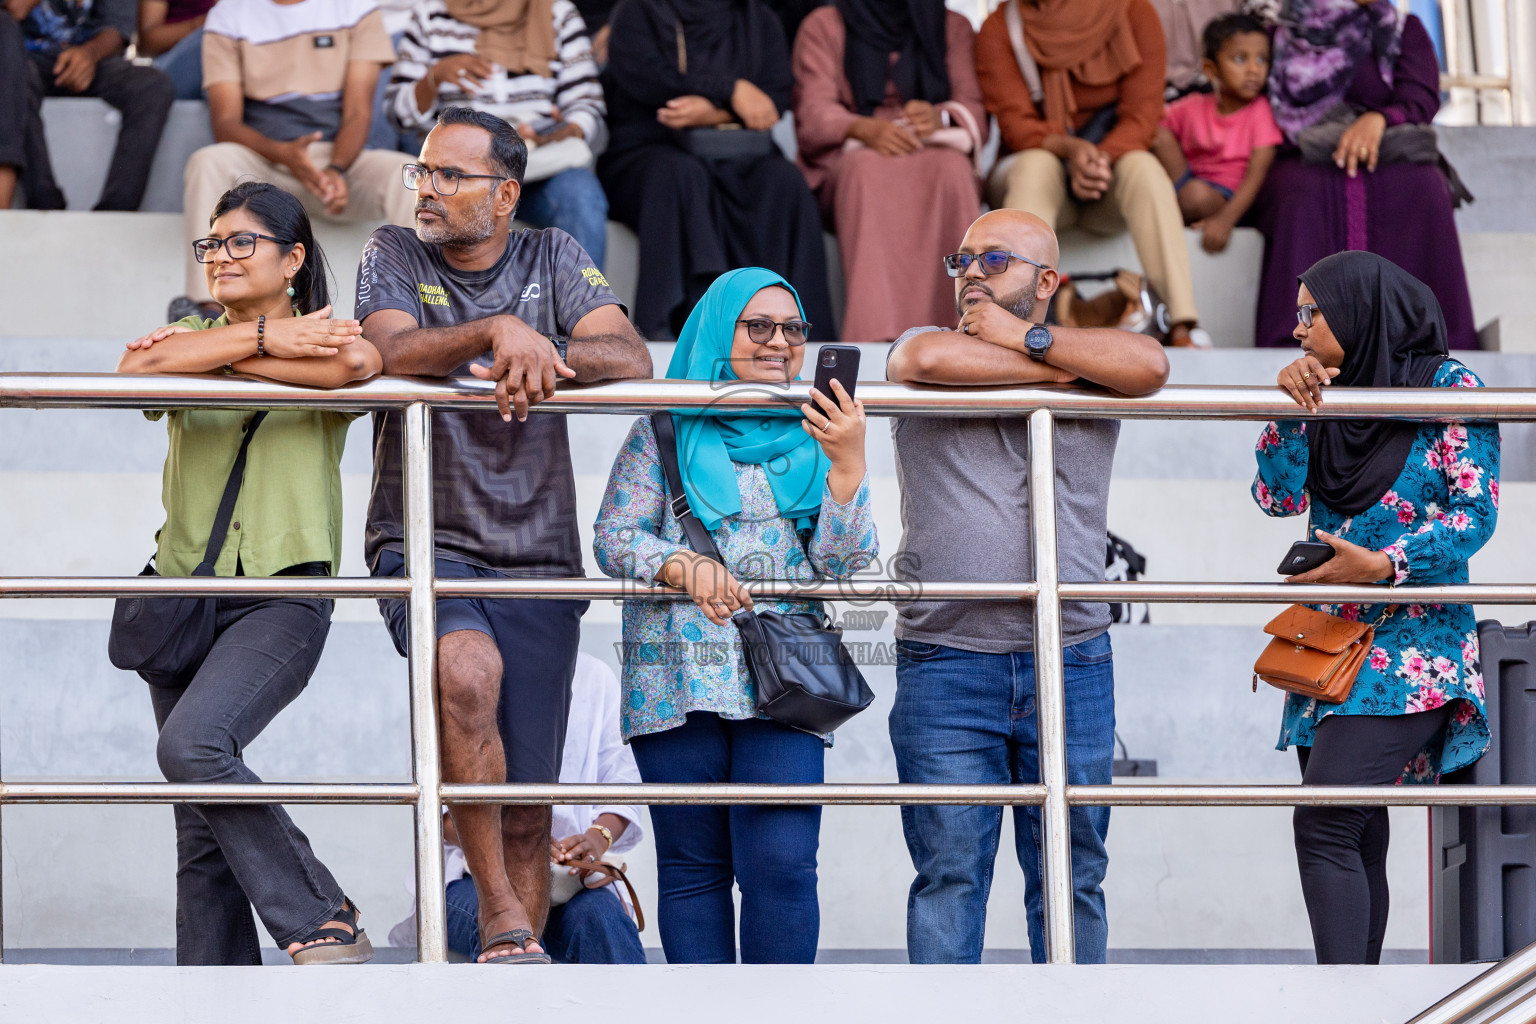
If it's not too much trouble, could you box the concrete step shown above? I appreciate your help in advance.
[0,962,1490,1024]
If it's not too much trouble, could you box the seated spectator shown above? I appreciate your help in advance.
[1151,12,1278,253]
[170,0,416,321]
[598,0,834,340]
[1249,0,1477,349]
[388,653,648,964]
[593,268,877,963]
[976,0,1210,347]
[793,0,986,343]
[0,0,173,210]
[1147,0,1238,97]
[136,0,215,100]
[385,0,610,267]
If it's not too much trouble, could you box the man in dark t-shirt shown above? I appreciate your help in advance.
[355,107,650,964]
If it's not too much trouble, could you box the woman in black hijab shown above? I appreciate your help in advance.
[598,0,835,339]
[1251,250,1498,964]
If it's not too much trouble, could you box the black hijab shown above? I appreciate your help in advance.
[1300,251,1449,516]
[834,0,949,116]
[645,0,754,73]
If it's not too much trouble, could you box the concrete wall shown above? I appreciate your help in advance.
[4,341,1535,959]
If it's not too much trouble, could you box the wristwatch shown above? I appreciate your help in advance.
[1024,323,1054,362]
[546,333,569,362]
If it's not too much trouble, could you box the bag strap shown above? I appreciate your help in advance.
[1003,0,1045,108]
[191,411,268,576]
[650,411,727,566]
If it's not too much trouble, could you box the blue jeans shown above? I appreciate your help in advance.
[152,26,203,100]
[629,712,823,963]
[444,874,645,964]
[518,167,609,269]
[889,631,1116,964]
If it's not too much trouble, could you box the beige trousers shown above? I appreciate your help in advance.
[182,141,418,301]
[991,147,1199,326]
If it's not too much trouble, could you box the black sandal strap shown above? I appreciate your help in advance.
[295,899,362,947]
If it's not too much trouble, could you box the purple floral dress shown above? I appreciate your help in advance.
[593,416,878,741]
[1252,360,1499,778]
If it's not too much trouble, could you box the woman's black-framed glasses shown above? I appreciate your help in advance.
[942,250,1051,277]
[1297,302,1322,328]
[402,163,508,196]
[737,318,812,346]
[191,232,291,263]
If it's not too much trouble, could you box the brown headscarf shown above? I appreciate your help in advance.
[444,0,560,78]
[1017,0,1142,134]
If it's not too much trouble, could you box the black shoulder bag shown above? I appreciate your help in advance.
[650,412,874,735]
[109,411,268,686]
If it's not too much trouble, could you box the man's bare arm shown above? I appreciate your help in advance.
[1041,325,1169,396]
[363,308,496,376]
[566,304,652,382]
[957,300,1169,396]
[886,330,1076,386]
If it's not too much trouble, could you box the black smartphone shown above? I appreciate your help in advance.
[812,344,860,404]
[1278,540,1334,576]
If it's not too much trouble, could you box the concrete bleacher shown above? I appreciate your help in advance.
[6,102,1536,972]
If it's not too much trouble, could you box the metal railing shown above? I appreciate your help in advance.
[2,373,1535,1012]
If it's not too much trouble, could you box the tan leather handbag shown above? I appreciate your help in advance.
[1253,604,1381,703]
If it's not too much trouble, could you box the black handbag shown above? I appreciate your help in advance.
[108,411,267,686]
[649,412,874,735]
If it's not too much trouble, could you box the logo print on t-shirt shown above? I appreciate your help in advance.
[580,267,608,288]
[418,283,449,307]
[519,283,541,302]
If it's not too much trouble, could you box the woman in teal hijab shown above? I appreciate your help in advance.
[593,268,878,964]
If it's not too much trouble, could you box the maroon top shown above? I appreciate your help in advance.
[1344,14,1440,127]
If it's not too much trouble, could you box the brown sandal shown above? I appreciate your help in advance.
[291,899,374,965]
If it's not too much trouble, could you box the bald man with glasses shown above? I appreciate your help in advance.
[884,209,1168,965]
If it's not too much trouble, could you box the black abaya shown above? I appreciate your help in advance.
[599,0,835,339]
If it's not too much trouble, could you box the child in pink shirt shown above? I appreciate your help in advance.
[1153,13,1282,253]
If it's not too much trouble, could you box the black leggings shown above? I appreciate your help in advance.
[1294,705,1453,964]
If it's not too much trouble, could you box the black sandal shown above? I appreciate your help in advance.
[481,928,552,965]
[291,899,375,965]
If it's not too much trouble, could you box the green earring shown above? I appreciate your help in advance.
[286,284,295,298]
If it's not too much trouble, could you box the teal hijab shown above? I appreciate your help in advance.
[666,268,832,532]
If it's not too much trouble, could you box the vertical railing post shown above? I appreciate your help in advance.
[1028,407,1076,963]
[404,401,447,963]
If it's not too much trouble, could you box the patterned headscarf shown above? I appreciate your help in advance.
[1269,0,1403,141]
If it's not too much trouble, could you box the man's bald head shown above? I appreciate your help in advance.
[964,209,1059,269]
[950,209,1061,321]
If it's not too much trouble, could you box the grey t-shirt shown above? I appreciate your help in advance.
[886,327,1120,654]
[355,224,622,575]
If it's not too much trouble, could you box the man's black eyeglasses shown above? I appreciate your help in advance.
[737,318,811,345]
[402,163,508,196]
[1297,302,1322,328]
[942,250,1052,277]
[192,232,291,263]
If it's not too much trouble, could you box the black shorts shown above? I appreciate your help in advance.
[375,549,587,784]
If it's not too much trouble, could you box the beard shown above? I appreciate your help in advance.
[414,193,497,247]
[956,267,1041,321]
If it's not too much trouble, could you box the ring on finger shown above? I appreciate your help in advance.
[1302,370,1312,381]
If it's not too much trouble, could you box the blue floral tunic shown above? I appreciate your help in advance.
[1252,360,1499,778]
[594,416,879,741]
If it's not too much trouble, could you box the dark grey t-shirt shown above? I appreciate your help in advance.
[355,224,622,575]
[886,327,1120,654]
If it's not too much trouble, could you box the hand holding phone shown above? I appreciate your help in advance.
[812,344,860,400]
[1278,540,1335,576]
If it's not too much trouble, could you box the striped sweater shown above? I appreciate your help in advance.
[386,0,606,152]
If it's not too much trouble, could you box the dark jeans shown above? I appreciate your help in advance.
[0,20,173,210]
[1294,705,1454,964]
[889,632,1116,964]
[629,712,823,963]
[149,591,346,964]
[444,875,646,964]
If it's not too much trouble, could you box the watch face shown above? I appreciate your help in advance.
[1026,325,1052,356]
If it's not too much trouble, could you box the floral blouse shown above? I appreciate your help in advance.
[593,416,879,741]
[1252,360,1499,778]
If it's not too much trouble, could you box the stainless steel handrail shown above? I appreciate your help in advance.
[2,372,1532,990]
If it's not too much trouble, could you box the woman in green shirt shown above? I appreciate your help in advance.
[118,182,382,965]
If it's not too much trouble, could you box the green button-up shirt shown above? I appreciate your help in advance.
[147,317,360,578]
